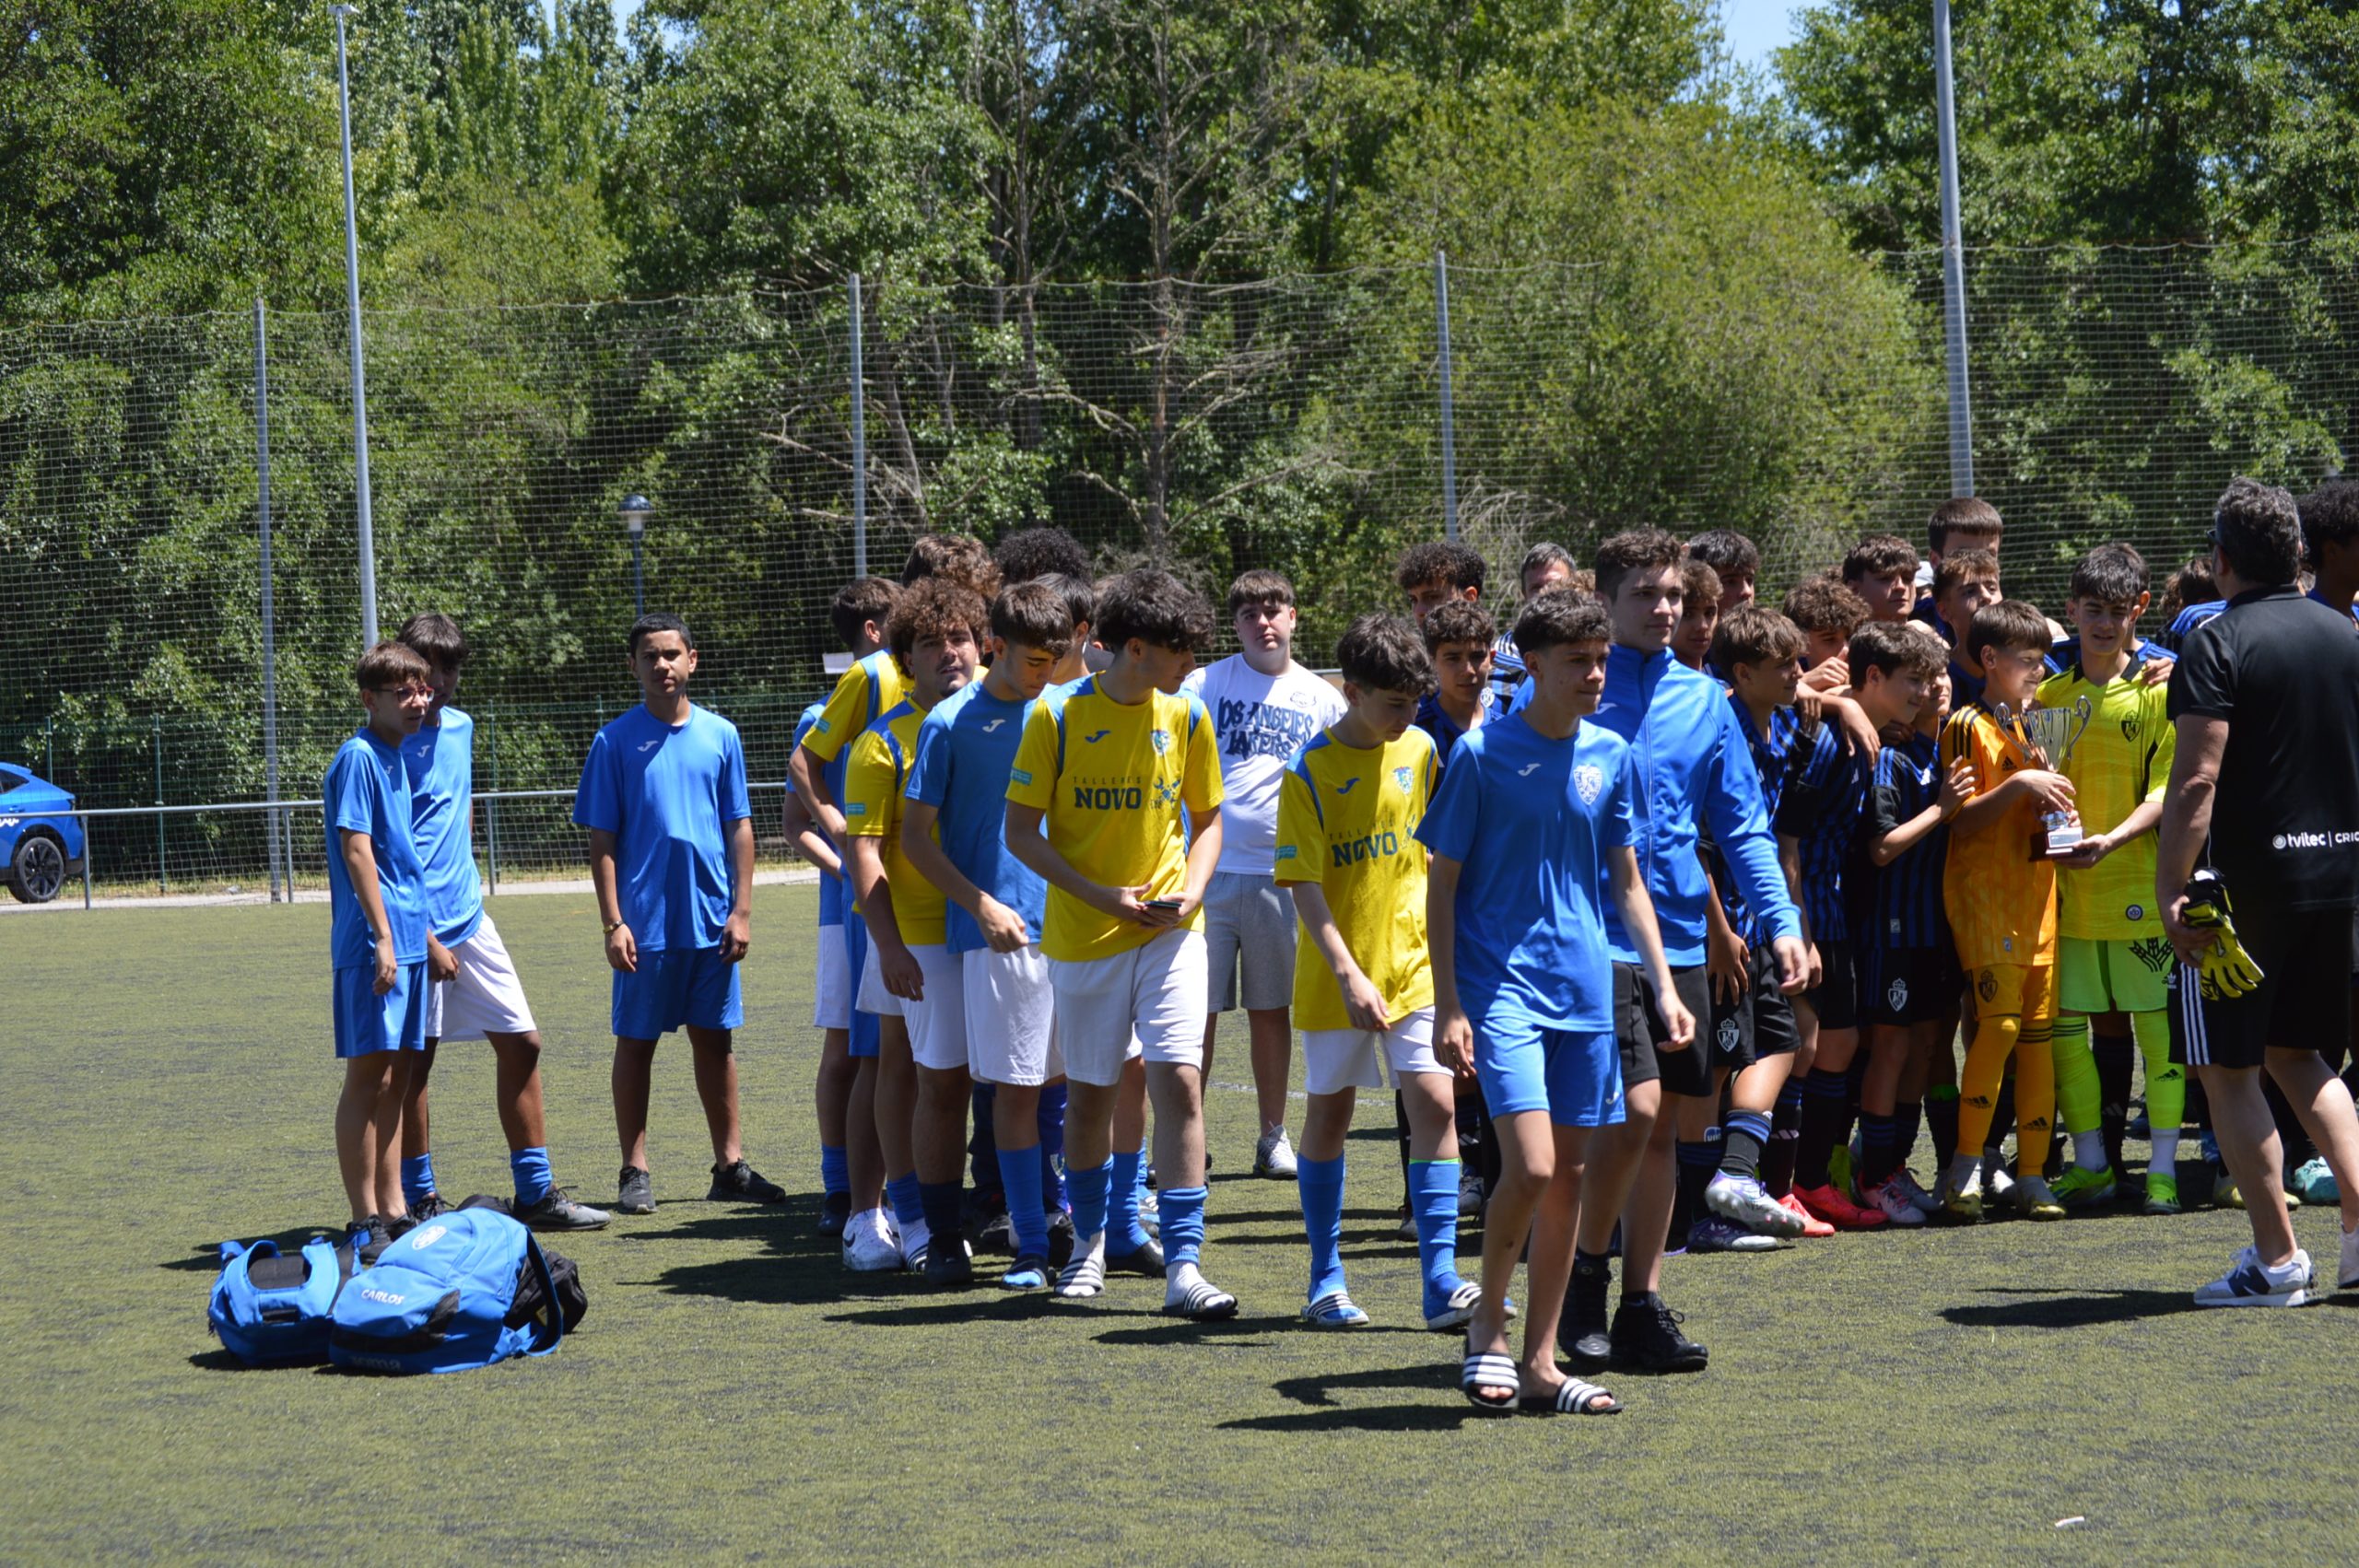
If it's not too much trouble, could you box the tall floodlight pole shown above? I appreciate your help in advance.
[332,5,380,644]
[256,298,284,904]
[849,273,868,577]
[1933,0,1975,497]
[1436,249,1459,542]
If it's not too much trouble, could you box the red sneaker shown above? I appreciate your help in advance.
[1778,1191,1836,1238]
[1793,1182,1889,1230]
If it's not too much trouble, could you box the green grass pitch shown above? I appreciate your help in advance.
[6,884,2356,1561]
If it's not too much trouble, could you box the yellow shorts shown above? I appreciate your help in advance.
[1970,962,2054,1024]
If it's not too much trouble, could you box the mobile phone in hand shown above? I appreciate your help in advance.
[1144,897,1183,912]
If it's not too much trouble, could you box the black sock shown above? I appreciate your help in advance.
[1928,1086,1960,1172]
[1895,1098,1924,1172]
[1795,1067,1852,1190]
[919,1180,963,1243]
[1672,1138,1718,1246]
[1764,1082,1804,1197]
[2094,1028,2135,1169]
[1720,1110,1771,1180]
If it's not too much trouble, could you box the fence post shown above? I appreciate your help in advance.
[153,714,168,894]
[484,707,499,897]
[256,296,284,904]
[1933,0,1976,497]
[849,272,868,576]
[1435,249,1459,542]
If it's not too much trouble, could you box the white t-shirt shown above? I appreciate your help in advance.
[1181,654,1347,876]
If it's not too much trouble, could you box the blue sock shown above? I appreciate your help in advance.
[401,1153,437,1206]
[1860,1111,1899,1188]
[509,1146,552,1206]
[998,1144,1050,1259]
[1110,1148,1149,1253]
[1070,1157,1113,1243]
[1160,1185,1207,1269]
[1297,1154,1346,1303]
[1409,1159,1464,1314]
[819,1144,849,1199]
[886,1172,924,1231]
[1039,1084,1069,1210]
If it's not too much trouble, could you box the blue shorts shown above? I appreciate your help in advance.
[612,947,745,1040]
[842,909,880,1060]
[1473,1012,1625,1129]
[333,961,429,1059]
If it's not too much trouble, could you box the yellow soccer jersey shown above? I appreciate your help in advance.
[804,649,910,766]
[1005,675,1223,963]
[1940,703,2058,969]
[842,698,945,946]
[1273,727,1439,1032]
[2037,662,2175,940]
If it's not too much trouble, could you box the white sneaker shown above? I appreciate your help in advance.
[1863,1176,1928,1227]
[1254,1127,1299,1179]
[843,1210,902,1272]
[1706,1172,1806,1237]
[898,1215,933,1271]
[2339,1225,2359,1291]
[2194,1245,2315,1307]
[1892,1167,1942,1219]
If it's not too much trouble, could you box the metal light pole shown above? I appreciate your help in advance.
[1933,0,1976,497]
[255,297,284,903]
[621,494,652,619]
[330,6,380,645]
[1435,249,1459,542]
[848,273,867,577]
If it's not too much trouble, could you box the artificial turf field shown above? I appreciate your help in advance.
[7,885,2358,1562]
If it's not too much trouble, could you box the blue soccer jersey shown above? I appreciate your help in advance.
[324,727,429,970]
[906,679,1049,954]
[1704,697,1807,943]
[1773,720,1871,944]
[401,707,485,947]
[572,704,752,953]
[1415,714,1636,1033]
[791,700,845,928]
[1868,731,1951,951]
[1590,645,1801,966]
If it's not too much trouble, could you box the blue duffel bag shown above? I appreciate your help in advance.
[328,1208,570,1375]
[209,1233,362,1366]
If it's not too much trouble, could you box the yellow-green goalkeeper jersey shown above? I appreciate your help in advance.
[2037,661,2175,940]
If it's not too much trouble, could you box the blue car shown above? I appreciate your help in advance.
[0,764,86,903]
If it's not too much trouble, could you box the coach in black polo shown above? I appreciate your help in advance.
[2158,475,2359,1306]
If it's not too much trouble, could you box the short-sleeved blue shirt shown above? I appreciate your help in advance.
[1415,714,1636,1032]
[571,704,752,953]
[907,679,1048,954]
[401,707,485,947]
[790,700,846,927]
[325,727,429,970]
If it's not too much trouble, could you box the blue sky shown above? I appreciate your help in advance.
[1722,0,1807,74]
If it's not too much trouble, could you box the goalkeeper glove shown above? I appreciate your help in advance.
[2181,870,2265,1000]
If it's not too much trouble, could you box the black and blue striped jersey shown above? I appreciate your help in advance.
[1706,698,1809,943]
[1866,731,1951,951]
[1773,720,1871,943]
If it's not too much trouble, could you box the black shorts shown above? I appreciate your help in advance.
[1615,963,1713,1097]
[1802,938,1861,1033]
[1863,945,1963,1028]
[1708,944,1800,1071]
[2172,899,2356,1072]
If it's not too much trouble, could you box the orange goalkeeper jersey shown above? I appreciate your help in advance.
[1939,702,2058,969]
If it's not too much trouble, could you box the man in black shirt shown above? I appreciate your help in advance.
[2159,476,2359,1306]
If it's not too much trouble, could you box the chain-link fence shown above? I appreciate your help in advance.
[5,242,2355,900]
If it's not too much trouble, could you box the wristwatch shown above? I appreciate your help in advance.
[603,919,626,935]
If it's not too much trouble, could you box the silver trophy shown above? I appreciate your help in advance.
[1995,696,2093,855]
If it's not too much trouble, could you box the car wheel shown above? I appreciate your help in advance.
[8,831,65,903]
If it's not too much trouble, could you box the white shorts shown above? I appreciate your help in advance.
[903,944,969,1071]
[1302,1007,1442,1095]
[812,920,853,1031]
[424,917,536,1043]
[1050,927,1208,1087]
[964,945,1063,1086]
[854,934,907,1019]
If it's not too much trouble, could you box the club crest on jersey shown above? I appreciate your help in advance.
[1148,728,1171,755]
[1393,766,1414,794]
[1888,977,1908,1012]
[1572,764,1604,805]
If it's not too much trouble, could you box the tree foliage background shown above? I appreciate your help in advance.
[4,0,2357,830]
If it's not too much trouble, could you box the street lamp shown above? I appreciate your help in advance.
[620,494,652,619]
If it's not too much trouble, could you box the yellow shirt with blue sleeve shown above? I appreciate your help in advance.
[1273,726,1439,1031]
[1005,676,1224,964]
[804,649,910,766]
[842,697,945,947]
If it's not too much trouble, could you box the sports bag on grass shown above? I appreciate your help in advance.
[209,1234,361,1366]
[328,1208,569,1375]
